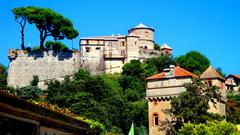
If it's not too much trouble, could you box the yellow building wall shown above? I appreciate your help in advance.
[148,100,172,135]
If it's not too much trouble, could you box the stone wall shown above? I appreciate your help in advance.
[7,50,81,89]
[128,28,154,49]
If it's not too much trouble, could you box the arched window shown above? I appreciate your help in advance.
[152,113,159,126]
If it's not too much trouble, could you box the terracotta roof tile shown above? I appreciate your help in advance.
[174,66,198,78]
[147,72,165,80]
[226,74,240,80]
[146,66,197,80]
[200,66,225,81]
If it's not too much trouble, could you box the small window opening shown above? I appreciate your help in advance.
[86,47,90,52]
[153,113,159,126]
[122,41,124,46]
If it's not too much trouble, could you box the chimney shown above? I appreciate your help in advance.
[164,65,175,78]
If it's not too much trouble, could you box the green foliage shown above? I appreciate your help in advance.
[178,121,240,135]
[45,41,69,52]
[154,43,160,50]
[45,66,149,134]
[12,7,29,49]
[226,98,240,124]
[10,75,42,100]
[32,46,41,52]
[0,64,7,90]
[30,75,39,86]
[216,67,226,77]
[122,60,145,80]
[143,55,175,75]
[13,6,79,49]
[135,125,148,135]
[228,94,240,101]
[11,86,42,100]
[175,51,210,75]
[168,79,223,130]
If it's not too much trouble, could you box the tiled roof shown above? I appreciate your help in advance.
[160,43,172,50]
[226,74,240,80]
[232,74,240,80]
[147,66,197,80]
[147,72,165,80]
[200,66,225,81]
[129,23,154,32]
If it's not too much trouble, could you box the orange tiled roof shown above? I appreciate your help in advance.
[200,66,225,81]
[147,66,197,80]
[227,74,240,80]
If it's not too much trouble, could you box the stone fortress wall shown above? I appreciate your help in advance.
[7,23,172,88]
[7,49,81,89]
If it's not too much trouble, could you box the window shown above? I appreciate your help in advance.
[122,41,125,46]
[96,47,101,50]
[208,80,212,87]
[153,113,159,126]
[86,47,90,53]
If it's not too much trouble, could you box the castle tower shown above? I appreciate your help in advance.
[128,23,155,49]
[126,35,140,62]
[160,43,172,56]
[200,65,226,116]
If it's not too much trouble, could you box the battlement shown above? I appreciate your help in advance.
[7,49,81,89]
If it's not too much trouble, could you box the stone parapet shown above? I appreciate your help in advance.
[7,50,80,89]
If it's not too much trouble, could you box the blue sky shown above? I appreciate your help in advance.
[1,0,240,75]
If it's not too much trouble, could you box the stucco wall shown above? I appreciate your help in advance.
[147,78,192,89]
[7,51,80,89]
[128,28,154,49]
[148,101,172,135]
[126,36,140,62]
[105,59,124,74]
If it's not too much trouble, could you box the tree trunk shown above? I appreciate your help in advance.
[39,29,48,50]
[21,26,25,50]
[19,18,27,50]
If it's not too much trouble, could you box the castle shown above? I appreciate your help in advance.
[7,23,172,88]
[79,23,171,74]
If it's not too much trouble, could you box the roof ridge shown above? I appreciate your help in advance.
[200,66,225,81]
[175,66,198,78]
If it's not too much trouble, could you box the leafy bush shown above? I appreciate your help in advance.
[154,43,160,50]
[32,45,41,52]
[178,121,240,135]
[0,63,7,89]
[45,41,69,52]
[10,75,42,100]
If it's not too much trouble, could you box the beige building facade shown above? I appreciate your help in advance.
[225,74,240,93]
[146,65,226,135]
[80,23,165,74]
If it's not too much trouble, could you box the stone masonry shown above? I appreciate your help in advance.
[7,49,80,89]
[7,23,172,88]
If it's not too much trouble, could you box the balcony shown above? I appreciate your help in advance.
[103,50,126,59]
